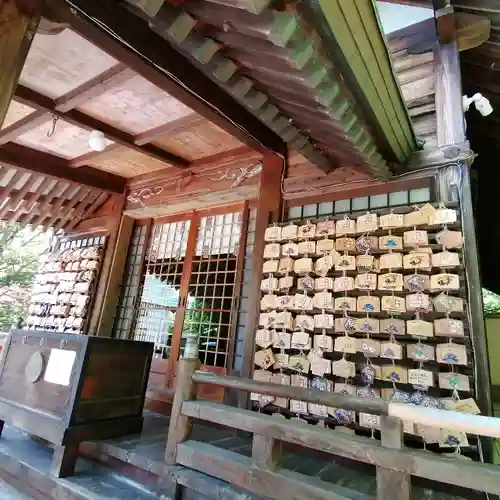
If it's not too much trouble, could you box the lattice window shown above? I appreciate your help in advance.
[286,187,432,221]
[113,224,148,339]
[184,211,243,367]
[132,220,191,356]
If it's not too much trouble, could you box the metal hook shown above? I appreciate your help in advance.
[47,115,59,138]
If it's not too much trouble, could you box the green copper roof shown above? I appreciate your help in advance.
[302,0,417,164]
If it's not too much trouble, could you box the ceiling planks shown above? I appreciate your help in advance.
[14,84,191,168]
[54,0,284,155]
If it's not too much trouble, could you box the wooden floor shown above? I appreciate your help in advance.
[83,412,484,500]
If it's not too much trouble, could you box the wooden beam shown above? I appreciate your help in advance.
[0,173,38,220]
[0,0,41,128]
[38,184,80,228]
[11,177,52,224]
[65,191,109,232]
[14,85,191,168]
[1,64,134,146]
[126,145,259,192]
[134,113,205,145]
[27,182,74,227]
[52,187,93,231]
[0,143,126,193]
[54,64,135,113]
[455,13,490,52]
[0,109,48,144]
[239,152,284,404]
[51,0,284,155]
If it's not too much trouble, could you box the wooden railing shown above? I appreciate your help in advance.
[164,359,500,500]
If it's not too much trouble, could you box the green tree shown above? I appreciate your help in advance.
[0,222,50,331]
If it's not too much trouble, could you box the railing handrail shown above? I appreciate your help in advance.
[192,369,500,440]
[163,360,500,500]
[192,370,388,414]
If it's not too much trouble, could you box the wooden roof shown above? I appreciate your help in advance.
[0,165,111,231]
[385,18,438,150]
[100,0,422,178]
[0,24,262,228]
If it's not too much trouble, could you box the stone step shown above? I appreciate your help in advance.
[0,426,166,500]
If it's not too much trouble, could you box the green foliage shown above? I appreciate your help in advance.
[0,304,25,331]
[483,288,500,316]
[169,298,219,337]
[0,222,50,331]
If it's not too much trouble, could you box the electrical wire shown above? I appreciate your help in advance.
[65,1,286,164]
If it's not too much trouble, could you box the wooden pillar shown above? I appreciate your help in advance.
[88,193,132,336]
[94,216,134,336]
[433,0,492,461]
[0,0,41,128]
[433,1,465,149]
[239,152,285,406]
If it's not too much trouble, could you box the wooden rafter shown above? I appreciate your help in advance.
[10,177,52,224]
[134,114,205,145]
[25,182,73,227]
[70,143,123,168]
[53,187,93,231]
[0,109,48,144]
[65,191,109,232]
[70,113,206,167]
[14,85,191,168]
[0,142,126,193]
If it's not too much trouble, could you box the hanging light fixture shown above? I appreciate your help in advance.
[88,130,106,152]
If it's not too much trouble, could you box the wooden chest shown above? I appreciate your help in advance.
[0,330,153,477]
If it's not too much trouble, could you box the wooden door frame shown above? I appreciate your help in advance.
[165,211,200,389]
[121,201,249,395]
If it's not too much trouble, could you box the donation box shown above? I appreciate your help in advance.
[0,330,153,477]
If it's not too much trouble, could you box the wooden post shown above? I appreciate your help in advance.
[433,0,492,462]
[162,357,197,498]
[50,441,80,478]
[377,416,410,500]
[239,152,285,407]
[0,0,41,128]
[91,209,134,336]
[433,1,466,149]
[252,434,282,472]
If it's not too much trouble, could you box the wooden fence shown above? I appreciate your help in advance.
[164,359,500,500]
